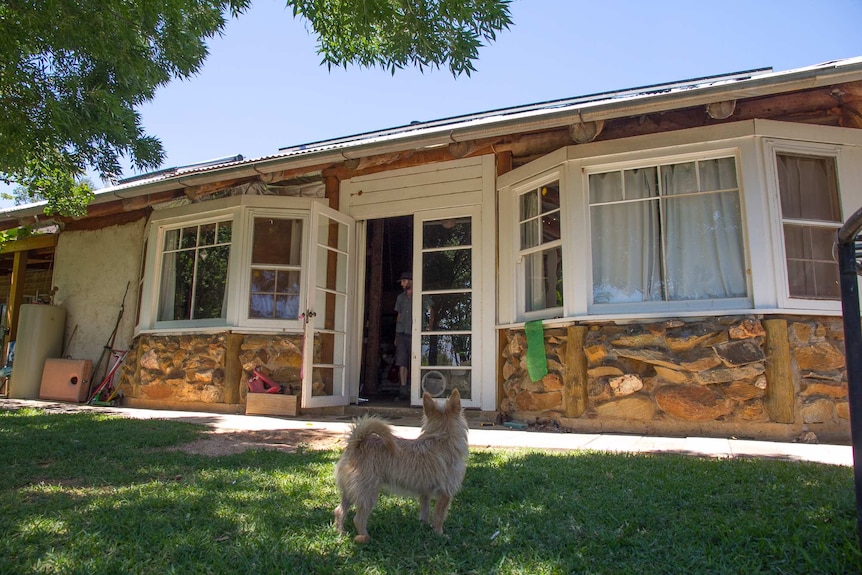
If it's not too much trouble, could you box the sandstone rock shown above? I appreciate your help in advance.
[610,374,643,396]
[515,390,563,411]
[801,382,847,399]
[611,333,665,349]
[836,402,850,420]
[712,339,765,367]
[594,396,656,420]
[140,349,160,371]
[616,348,679,370]
[541,372,564,392]
[801,399,834,424]
[796,431,819,444]
[666,332,715,353]
[655,385,733,420]
[723,381,765,401]
[794,343,845,371]
[729,319,765,339]
[588,366,624,378]
[678,349,722,372]
[694,364,764,385]
[140,383,173,399]
[653,366,689,384]
[584,344,608,364]
[789,322,812,344]
[588,380,613,403]
[740,399,767,421]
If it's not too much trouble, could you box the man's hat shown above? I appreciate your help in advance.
[398,272,412,281]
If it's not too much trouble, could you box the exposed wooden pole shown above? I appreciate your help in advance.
[363,219,385,396]
[763,318,795,424]
[564,325,589,417]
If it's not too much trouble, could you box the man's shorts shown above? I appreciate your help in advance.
[395,332,411,367]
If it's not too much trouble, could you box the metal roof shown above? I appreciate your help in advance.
[4,56,862,220]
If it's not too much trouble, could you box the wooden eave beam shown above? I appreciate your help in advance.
[0,233,58,254]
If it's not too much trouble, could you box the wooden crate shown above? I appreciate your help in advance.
[245,393,299,416]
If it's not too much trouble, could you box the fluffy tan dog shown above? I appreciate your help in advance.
[333,389,469,544]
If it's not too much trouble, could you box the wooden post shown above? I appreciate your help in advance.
[564,325,589,417]
[763,318,795,424]
[224,333,244,404]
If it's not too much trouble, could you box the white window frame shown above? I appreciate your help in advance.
[763,138,847,312]
[137,195,318,334]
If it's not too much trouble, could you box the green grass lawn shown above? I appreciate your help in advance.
[0,407,859,574]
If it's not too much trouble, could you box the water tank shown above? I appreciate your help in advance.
[8,305,67,399]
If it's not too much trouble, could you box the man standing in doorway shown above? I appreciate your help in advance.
[394,272,412,400]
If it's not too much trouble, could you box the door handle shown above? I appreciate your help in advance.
[301,310,317,324]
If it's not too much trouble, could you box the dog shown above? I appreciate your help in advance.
[333,389,469,543]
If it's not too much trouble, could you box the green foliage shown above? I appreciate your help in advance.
[0,1,512,218]
[0,408,859,574]
[290,0,513,76]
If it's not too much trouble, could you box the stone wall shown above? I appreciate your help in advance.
[500,316,849,443]
[120,332,305,411]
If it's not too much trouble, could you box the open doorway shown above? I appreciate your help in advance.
[359,215,413,404]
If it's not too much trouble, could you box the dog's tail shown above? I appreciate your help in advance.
[347,416,398,453]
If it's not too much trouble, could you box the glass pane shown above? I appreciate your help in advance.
[311,367,338,396]
[625,167,658,199]
[542,212,561,244]
[318,218,348,251]
[253,218,303,265]
[315,247,348,292]
[520,191,539,220]
[520,219,539,250]
[425,293,471,331]
[423,218,471,249]
[421,335,471,367]
[541,183,560,214]
[159,251,193,321]
[524,247,564,312]
[787,261,840,299]
[589,172,621,204]
[313,291,346,332]
[664,193,746,301]
[420,368,471,400]
[276,270,301,294]
[199,223,216,246]
[699,158,737,191]
[423,249,472,290]
[275,294,300,319]
[251,269,275,292]
[193,245,229,319]
[777,154,841,222]
[180,226,198,249]
[660,162,697,196]
[315,332,345,366]
[164,228,180,251]
[591,201,662,304]
[216,221,232,243]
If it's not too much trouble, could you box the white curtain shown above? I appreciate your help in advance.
[590,159,745,304]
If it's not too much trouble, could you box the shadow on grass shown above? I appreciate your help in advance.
[0,409,859,574]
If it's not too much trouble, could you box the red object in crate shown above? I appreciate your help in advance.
[247,368,282,394]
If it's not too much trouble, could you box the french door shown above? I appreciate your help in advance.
[412,206,481,408]
[302,203,354,409]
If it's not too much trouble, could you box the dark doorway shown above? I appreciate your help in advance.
[359,216,412,403]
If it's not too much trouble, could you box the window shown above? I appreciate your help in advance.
[776,153,841,300]
[518,180,563,313]
[588,157,746,305]
[249,217,303,319]
[157,219,232,322]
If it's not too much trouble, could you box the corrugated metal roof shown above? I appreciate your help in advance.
[4,56,862,219]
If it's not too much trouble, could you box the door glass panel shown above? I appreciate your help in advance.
[423,250,472,290]
[420,368,471,400]
[423,218,471,248]
[424,293,471,331]
[421,335,471,367]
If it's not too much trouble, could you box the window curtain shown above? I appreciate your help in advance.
[663,160,746,300]
[590,160,745,304]
[591,170,662,303]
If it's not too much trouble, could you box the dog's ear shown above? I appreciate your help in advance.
[422,392,435,413]
[446,388,461,412]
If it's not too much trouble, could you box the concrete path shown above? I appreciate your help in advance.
[1,398,853,467]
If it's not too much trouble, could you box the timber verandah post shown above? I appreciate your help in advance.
[836,205,862,553]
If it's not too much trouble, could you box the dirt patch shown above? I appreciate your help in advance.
[171,428,346,456]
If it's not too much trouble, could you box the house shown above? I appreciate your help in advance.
[2,57,861,443]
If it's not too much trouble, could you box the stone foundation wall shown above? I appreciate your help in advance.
[500,316,849,443]
[119,332,305,408]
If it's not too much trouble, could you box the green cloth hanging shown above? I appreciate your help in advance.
[524,320,548,382]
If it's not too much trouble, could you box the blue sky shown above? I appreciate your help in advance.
[5,0,862,205]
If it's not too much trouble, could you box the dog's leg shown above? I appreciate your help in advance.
[419,494,430,524]
[334,494,350,534]
[431,494,452,534]
[352,491,379,544]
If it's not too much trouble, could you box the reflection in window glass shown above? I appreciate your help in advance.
[158,220,232,322]
[249,217,304,319]
[518,181,563,313]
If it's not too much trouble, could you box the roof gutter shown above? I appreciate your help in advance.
[3,59,861,224]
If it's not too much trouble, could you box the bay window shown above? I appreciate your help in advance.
[517,179,563,315]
